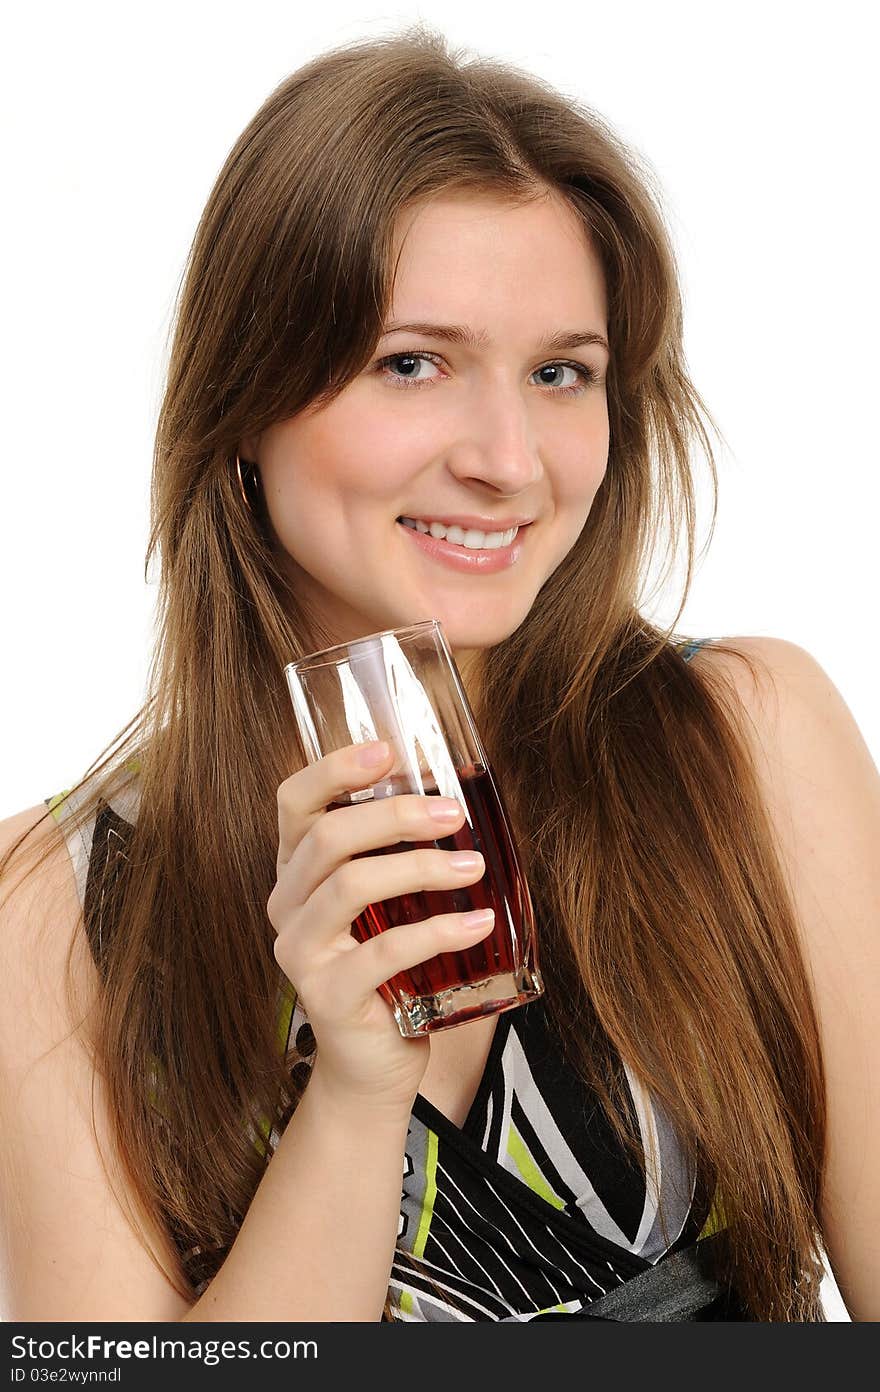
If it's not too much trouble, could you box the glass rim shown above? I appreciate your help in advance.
[283,618,444,675]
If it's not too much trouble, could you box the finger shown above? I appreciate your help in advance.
[276,739,394,868]
[273,844,486,957]
[282,788,466,906]
[353,908,496,996]
[284,908,497,1020]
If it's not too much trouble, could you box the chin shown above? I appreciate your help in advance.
[385,594,532,656]
[445,614,527,655]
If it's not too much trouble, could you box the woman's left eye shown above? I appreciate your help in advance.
[375,351,597,395]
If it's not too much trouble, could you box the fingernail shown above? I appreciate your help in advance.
[357,740,390,767]
[427,799,463,822]
[461,908,495,929]
[449,850,483,871]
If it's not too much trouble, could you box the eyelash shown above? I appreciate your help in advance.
[374,350,601,396]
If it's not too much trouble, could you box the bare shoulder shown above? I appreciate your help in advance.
[0,801,90,1040]
[0,803,193,1319]
[689,635,879,849]
[687,633,803,721]
[692,635,880,1320]
[0,799,74,893]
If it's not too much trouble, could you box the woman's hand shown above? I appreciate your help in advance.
[267,741,494,1115]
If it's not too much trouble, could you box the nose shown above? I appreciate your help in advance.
[445,376,544,498]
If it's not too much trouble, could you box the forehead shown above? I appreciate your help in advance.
[389,190,606,325]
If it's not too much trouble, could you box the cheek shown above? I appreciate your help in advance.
[548,401,609,485]
[268,399,422,507]
[557,439,608,507]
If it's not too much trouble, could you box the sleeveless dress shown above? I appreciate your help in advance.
[45,637,725,1321]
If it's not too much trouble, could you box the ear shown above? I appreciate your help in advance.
[238,433,260,464]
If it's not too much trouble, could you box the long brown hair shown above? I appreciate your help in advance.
[1,25,826,1319]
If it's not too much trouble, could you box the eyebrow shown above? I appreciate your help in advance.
[380,321,610,354]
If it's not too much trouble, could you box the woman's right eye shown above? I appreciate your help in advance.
[375,351,444,389]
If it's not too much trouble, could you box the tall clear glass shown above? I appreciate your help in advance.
[283,619,543,1036]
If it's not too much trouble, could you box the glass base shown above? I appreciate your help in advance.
[392,964,544,1037]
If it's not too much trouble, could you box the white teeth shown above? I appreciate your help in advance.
[399,517,519,550]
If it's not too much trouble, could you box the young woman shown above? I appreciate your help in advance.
[1,27,876,1322]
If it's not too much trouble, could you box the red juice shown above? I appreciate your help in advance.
[329,764,541,1029]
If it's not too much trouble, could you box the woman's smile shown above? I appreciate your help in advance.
[395,515,533,573]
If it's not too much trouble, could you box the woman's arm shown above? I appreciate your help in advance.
[695,636,880,1320]
[0,805,193,1319]
[0,806,408,1322]
[182,1066,409,1322]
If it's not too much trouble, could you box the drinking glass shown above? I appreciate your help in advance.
[283,619,543,1036]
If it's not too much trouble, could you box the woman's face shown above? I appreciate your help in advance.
[241,189,610,676]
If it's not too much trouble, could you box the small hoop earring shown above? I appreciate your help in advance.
[235,452,260,515]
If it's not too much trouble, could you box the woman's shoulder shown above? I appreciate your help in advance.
[0,795,104,1165]
[693,633,880,1317]
[0,797,83,941]
[0,756,144,1021]
[42,758,144,915]
[674,633,808,714]
[674,632,784,670]
[679,633,847,789]
[0,775,113,1043]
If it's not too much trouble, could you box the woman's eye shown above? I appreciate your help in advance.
[375,350,598,395]
[377,352,442,387]
[532,362,585,392]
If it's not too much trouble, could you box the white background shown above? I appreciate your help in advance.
[3,0,874,1320]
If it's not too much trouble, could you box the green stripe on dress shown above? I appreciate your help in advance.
[412,1128,440,1260]
[698,1191,727,1239]
[47,790,72,821]
[507,1121,566,1210]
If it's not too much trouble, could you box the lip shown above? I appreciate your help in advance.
[398,513,533,530]
[396,518,531,573]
